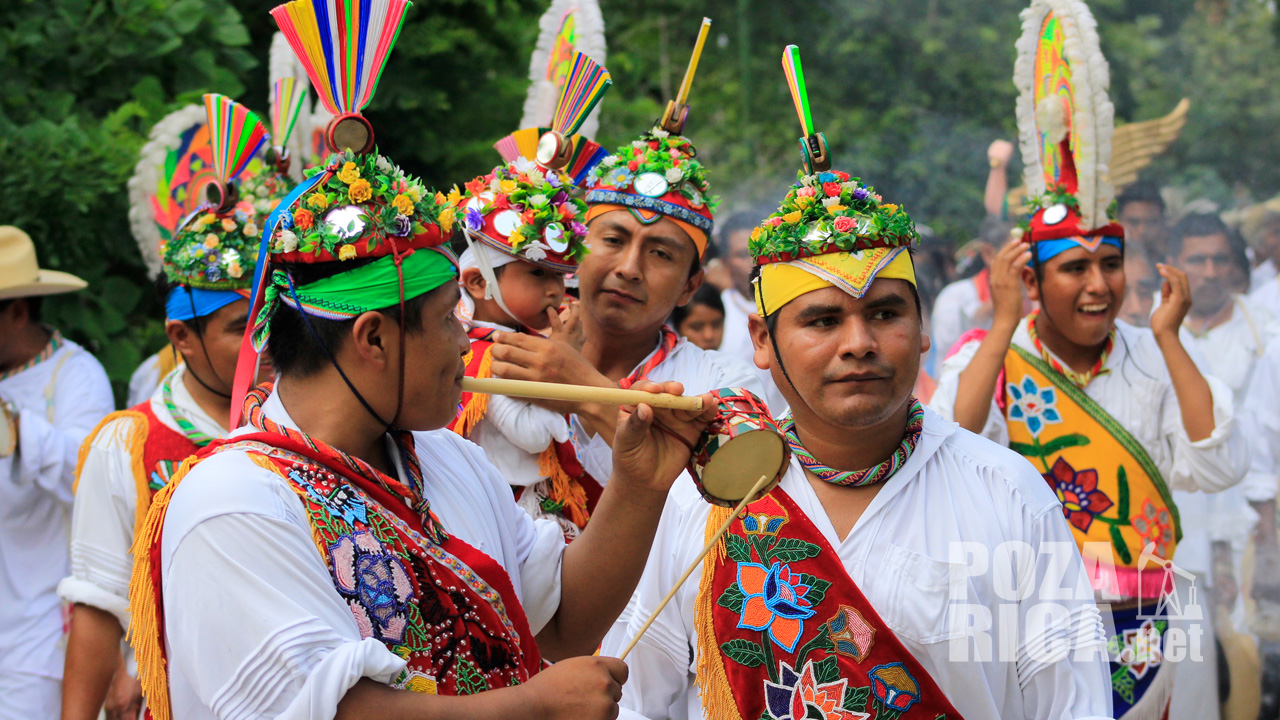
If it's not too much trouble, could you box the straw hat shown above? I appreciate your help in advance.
[0,226,87,300]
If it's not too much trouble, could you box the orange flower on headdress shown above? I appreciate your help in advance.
[293,208,314,230]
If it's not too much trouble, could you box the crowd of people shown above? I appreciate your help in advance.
[4,0,1280,719]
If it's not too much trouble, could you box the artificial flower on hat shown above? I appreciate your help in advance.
[751,46,920,317]
[584,22,719,258]
[162,94,275,290]
[450,158,590,273]
[268,149,449,263]
[585,125,718,257]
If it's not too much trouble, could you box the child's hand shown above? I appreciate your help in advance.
[547,302,585,351]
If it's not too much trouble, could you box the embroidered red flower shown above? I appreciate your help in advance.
[1044,457,1112,532]
[1130,500,1175,559]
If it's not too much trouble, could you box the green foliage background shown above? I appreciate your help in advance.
[1,0,1277,401]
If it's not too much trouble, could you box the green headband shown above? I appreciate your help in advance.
[251,248,458,351]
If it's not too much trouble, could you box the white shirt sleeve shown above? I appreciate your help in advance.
[57,415,142,625]
[483,394,571,454]
[1242,339,1280,502]
[928,334,1009,444]
[162,454,406,720]
[1015,501,1113,720]
[11,350,115,507]
[1161,370,1248,494]
[929,281,970,364]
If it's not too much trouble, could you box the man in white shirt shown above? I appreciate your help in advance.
[488,124,764,482]
[0,226,114,719]
[604,146,1112,719]
[931,217,1020,360]
[1246,209,1280,315]
[58,167,275,719]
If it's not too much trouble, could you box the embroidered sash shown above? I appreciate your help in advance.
[450,329,602,531]
[130,423,541,720]
[1002,344,1180,599]
[695,489,963,720]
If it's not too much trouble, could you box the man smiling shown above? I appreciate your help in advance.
[930,6,1248,713]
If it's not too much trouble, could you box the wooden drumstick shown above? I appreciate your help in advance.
[461,377,703,411]
[619,473,773,660]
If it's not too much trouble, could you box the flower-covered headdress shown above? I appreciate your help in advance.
[751,46,920,317]
[585,19,718,258]
[495,11,612,189]
[160,95,269,321]
[1014,0,1124,263]
[453,50,608,276]
[228,0,456,425]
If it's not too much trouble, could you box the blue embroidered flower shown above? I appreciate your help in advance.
[737,562,816,653]
[329,530,415,643]
[290,469,368,526]
[1006,375,1062,438]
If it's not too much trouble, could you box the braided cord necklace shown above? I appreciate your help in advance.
[162,372,215,447]
[780,396,925,487]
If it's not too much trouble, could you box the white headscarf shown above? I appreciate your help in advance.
[455,234,518,329]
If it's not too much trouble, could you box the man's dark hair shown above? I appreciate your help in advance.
[671,283,725,329]
[714,206,774,252]
[1117,181,1166,215]
[979,216,1017,248]
[1166,213,1234,261]
[267,258,435,378]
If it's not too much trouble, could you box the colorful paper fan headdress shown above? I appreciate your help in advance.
[267,75,310,175]
[585,18,717,258]
[750,45,920,316]
[454,50,606,277]
[226,0,455,429]
[1014,0,1124,262]
[495,0,611,187]
[127,105,217,278]
[158,94,270,298]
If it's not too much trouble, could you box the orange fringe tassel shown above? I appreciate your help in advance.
[537,446,590,529]
[74,411,155,544]
[127,454,199,720]
[451,346,493,438]
[695,505,744,720]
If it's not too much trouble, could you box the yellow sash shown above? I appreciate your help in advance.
[1003,345,1180,579]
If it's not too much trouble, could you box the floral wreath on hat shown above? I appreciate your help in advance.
[749,169,919,263]
[269,149,450,262]
[449,156,589,272]
[588,126,719,223]
[164,202,263,289]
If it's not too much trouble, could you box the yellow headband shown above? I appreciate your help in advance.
[753,247,916,316]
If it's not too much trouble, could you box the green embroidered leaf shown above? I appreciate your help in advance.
[721,638,767,667]
[453,657,489,695]
[718,582,746,614]
[1039,433,1091,456]
[798,573,832,607]
[843,685,870,712]
[770,537,822,563]
[758,711,774,720]
[875,704,904,720]
[1117,465,1130,520]
[813,655,840,684]
[726,534,753,563]
[752,535,775,564]
[1110,523,1133,565]
[1008,440,1045,458]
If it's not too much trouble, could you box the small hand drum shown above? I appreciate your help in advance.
[687,388,789,507]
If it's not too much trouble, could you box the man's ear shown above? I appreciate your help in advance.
[748,312,771,372]
[677,266,706,307]
[165,319,196,356]
[1021,265,1041,304]
[461,268,487,301]
[350,311,391,367]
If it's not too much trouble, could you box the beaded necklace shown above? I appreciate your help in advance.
[1027,309,1114,388]
[0,328,63,382]
[161,372,215,447]
[779,397,924,487]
